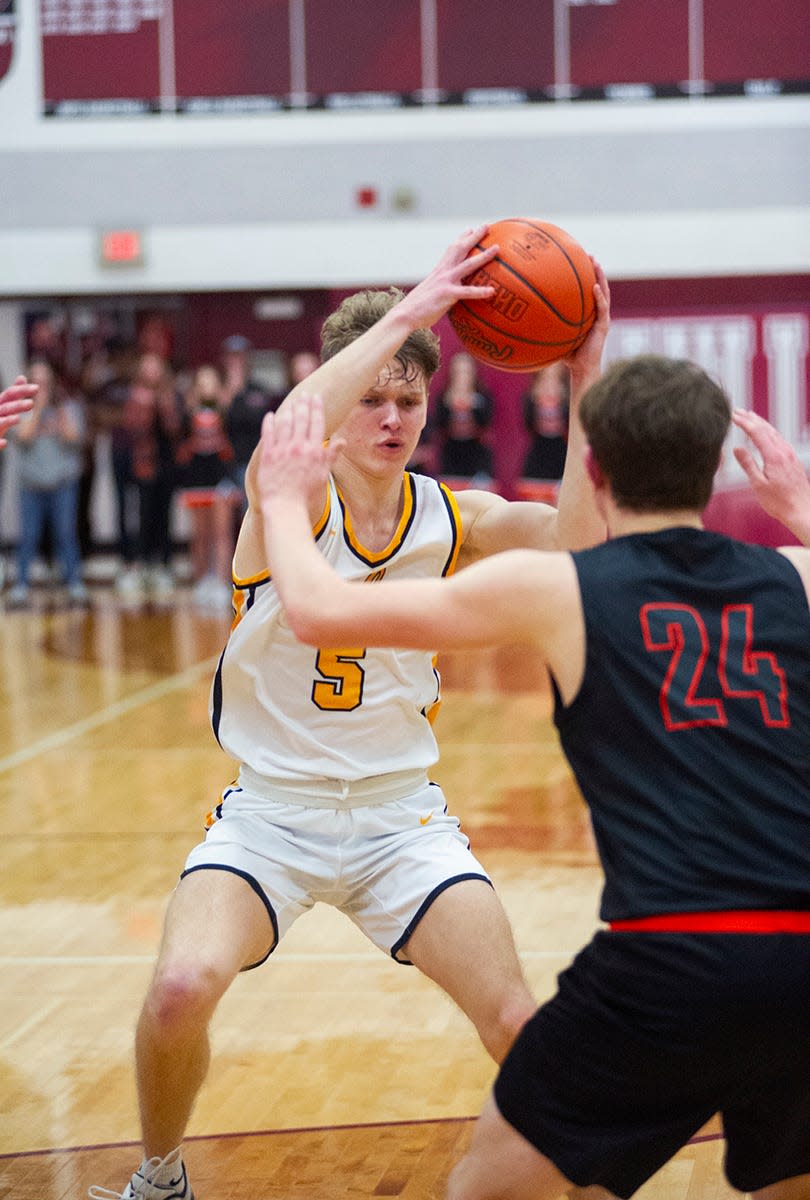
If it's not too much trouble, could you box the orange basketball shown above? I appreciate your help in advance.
[448,218,597,372]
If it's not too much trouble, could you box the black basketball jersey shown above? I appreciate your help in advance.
[554,527,810,922]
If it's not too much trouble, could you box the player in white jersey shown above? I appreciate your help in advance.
[89,227,609,1200]
[211,470,460,780]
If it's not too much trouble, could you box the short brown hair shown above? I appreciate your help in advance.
[580,355,731,512]
[320,287,440,383]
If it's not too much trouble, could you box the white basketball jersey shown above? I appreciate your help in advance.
[210,473,463,781]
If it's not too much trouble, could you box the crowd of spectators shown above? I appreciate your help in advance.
[0,338,570,613]
[409,351,570,497]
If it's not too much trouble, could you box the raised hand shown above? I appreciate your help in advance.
[397,225,498,330]
[566,258,611,388]
[733,408,810,544]
[0,375,37,446]
[258,393,344,513]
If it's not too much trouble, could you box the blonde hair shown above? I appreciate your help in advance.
[320,287,440,383]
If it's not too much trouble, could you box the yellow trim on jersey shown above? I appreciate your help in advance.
[425,653,443,725]
[337,473,416,565]
[232,568,269,589]
[232,485,332,590]
[439,482,463,577]
[312,485,332,540]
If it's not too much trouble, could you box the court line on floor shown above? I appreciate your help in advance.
[0,1115,723,1161]
[0,655,219,775]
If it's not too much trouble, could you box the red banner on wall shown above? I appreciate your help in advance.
[0,1,16,86]
[437,295,810,547]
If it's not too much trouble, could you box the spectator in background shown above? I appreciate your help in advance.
[434,350,494,486]
[288,349,319,386]
[176,364,241,611]
[405,423,437,477]
[220,335,276,512]
[6,359,90,609]
[116,352,182,604]
[25,312,65,372]
[84,338,142,577]
[78,332,135,562]
[75,351,102,560]
[521,361,570,483]
[0,375,37,590]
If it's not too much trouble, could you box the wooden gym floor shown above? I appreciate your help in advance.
[0,588,742,1199]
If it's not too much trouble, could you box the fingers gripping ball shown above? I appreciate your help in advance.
[449,218,597,372]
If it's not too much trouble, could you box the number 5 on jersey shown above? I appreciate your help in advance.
[312,647,367,711]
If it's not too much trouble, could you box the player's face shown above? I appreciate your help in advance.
[337,361,428,476]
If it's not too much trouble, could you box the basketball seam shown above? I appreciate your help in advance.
[451,300,588,349]
[475,219,592,327]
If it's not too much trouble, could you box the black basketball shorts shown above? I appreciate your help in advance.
[494,930,810,1198]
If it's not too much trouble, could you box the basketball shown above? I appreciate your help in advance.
[448,218,597,372]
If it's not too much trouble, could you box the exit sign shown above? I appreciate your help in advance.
[99,229,143,266]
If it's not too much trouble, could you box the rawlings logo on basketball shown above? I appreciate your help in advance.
[471,268,528,323]
[448,315,513,362]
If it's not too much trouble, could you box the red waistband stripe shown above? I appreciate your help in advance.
[609,910,810,933]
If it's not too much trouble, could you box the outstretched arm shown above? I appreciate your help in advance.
[554,259,611,550]
[732,409,810,546]
[257,394,577,653]
[243,226,498,507]
[0,376,37,447]
[455,262,610,565]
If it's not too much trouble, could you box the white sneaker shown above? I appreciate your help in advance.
[88,1146,193,1200]
[68,582,92,608]
[193,575,232,612]
[5,584,29,609]
[206,579,234,611]
[115,566,146,602]
[192,573,217,606]
[148,565,175,601]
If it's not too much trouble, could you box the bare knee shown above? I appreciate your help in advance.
[447,1152,486,1200]
[142,959,233,1036]
[478,986,535,1065]
[446,1156,467,1200]
[497,990,535,1060]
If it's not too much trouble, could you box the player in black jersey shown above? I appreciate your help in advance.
[259,364,810,1200]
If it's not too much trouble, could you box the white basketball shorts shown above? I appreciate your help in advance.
[182,766,492,967]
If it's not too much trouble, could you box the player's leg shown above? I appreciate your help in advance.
[752,1178,810,1200]
[721,936,810,1200]
[89,866,275,1198]
[136,866,275,1156]
[349,781,535,1064]
[403,877,535,1064]
[446,1093,580,1200]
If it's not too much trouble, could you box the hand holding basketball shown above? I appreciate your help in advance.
[400,224,499,331]
[449,218,597,372]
